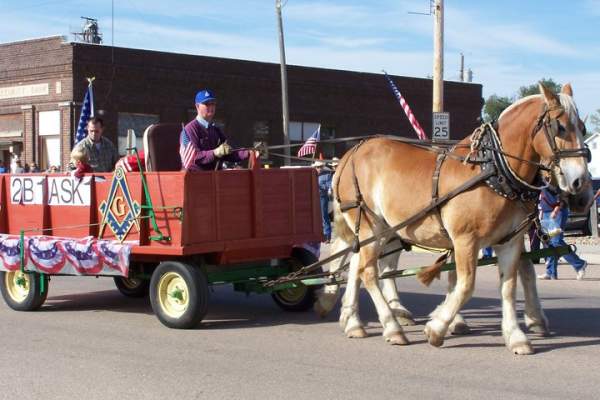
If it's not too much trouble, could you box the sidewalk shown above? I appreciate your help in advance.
[569,243,600,265]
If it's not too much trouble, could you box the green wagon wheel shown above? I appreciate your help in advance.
[272,248,322,312]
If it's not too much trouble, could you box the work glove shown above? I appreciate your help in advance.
[213,142,232,158]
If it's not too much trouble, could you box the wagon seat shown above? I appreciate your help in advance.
[142,123,183,172]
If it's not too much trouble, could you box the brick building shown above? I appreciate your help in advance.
[0,36,483,170]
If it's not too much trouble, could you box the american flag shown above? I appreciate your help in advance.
[297,126,320,157]
[383,71,428,140]
[74,79,94,146]
[179,127,198,169]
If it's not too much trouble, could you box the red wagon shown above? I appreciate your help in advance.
[0,124,323,328]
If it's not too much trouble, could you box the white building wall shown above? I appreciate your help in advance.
[586,133,600,178]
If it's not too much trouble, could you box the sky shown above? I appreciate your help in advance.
[2,0,599,128]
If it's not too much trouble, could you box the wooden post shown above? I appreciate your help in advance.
[275,0,291,166]
[433,0,444,114]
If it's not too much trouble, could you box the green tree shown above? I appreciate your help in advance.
[483,94,513,122]
[518,78,562,98]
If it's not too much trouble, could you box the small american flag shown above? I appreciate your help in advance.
[297,126,320,157]
[383,71,428,140]
[179,128,198,169]
[74,79,94,146]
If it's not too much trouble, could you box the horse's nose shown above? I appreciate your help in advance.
[572,178,582,191]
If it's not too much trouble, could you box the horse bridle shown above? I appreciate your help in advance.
[532,104,591,169]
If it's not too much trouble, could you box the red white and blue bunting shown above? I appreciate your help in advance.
[0,235,132,277]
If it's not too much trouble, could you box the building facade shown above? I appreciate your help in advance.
[0,36,484,170]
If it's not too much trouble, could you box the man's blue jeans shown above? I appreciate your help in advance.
[320,193,331,241]
[542,209,585,278]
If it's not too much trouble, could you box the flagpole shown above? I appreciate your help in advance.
[312,124,321,162]
[275,0,291,166]
[87,77,95,117]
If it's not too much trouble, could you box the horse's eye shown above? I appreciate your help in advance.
[558,124,566,133]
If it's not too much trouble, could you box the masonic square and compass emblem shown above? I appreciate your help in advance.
[99,166,141,243]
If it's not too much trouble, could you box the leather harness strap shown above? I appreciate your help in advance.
[431,151,450,238]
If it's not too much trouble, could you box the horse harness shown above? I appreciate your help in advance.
[264,105,590,287]
[336,104,591,254]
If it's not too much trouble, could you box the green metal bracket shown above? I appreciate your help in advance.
[127,147,171,242]
[19,229,25,274]
[294,245,576,287]
[169,288,184,301]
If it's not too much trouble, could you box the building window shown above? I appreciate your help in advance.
[0,114,22,138]
[117,113,159,155]
[290,121,320,142]
[38,110,61,170]
[41,137,61,170]
[289,121,336,162]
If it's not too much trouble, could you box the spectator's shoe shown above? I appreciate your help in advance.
[576,261,587,281]
[537,274,551,280]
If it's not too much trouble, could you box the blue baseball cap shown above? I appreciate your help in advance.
[195,89,216,104]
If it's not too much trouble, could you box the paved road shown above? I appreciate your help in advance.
[1,251,598,400]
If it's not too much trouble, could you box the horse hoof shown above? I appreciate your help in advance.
[385,332,409,346]
[424,325,444,347]
[346,327,368,339]
[396,316,416,326]
[527,324,550,337]
[510,342,534,355]
[449,321,470,335]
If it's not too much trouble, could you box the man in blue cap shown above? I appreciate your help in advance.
[180,89,249,170]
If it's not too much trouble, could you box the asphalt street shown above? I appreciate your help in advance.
[1,250,598,400]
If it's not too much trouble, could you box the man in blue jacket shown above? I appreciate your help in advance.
[314,160,333,243]
[538,186,587,280]
[180,89,249,171]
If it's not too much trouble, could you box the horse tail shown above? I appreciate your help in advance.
[416,253,450,287]
[332,201,353,245]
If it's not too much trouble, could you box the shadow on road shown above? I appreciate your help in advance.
[40,285,600,354]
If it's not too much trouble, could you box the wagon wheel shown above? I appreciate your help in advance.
[149,261,209,329]
[272,248,322,312]
[0,271,49,311]
[114,276,150,298]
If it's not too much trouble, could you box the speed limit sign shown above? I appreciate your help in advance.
[432,112,450,140]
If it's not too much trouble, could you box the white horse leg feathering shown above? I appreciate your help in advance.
[424,237,478,347]
[339,252,367,338]
[494,238,534,355]
[357,238,409,345]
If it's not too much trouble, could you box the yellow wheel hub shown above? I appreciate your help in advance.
[5,271,30,303]
[157,272,189,318]
[276,285,307,304]
[121,278,143,290]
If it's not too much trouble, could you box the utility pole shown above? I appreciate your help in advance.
[275,0,291,165]
[432,0,444,113]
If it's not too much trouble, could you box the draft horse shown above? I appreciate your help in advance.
[316,83,590,355]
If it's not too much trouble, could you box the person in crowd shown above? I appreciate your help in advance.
[482,247,494,258]
[29,162,40,173]
[12,159,24,174]
[538,185,587,280]
[70,117,119,172]
[314,160,333,243]
[0,161,5,174]
[179,89,250,171]
[47,165,58,173]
